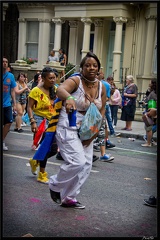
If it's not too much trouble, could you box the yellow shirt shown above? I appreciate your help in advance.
[28,86,62,120]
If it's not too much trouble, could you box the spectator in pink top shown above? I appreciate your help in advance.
[109,82,122,128]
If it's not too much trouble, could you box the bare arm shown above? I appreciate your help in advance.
[147,108,157,118]
[123,92,137,98]
[27,96,38,133]
[14,84,29,95]
[64,54,67,66]
[56,77,79,113]
[11,88,17,112]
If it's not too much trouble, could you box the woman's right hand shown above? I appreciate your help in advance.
[31,122,38,133]
[65,99,76,114]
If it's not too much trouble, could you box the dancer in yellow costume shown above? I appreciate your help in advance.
[27,67,62,184]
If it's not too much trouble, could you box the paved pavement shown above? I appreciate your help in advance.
[3,120,157,237]
[20,118,157,141]
[112,120,157,141]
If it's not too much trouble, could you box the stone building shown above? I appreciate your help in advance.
[3,2,157,92]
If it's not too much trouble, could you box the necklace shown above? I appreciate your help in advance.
[84,81,96,89]
[81,74,98,83]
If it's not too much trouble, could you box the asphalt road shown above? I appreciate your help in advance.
[2,126,157,238]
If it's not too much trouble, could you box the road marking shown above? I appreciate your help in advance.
[114,147,157,156]
[3,154,99,173]
[9,131,33,136]
[9,131,156,156]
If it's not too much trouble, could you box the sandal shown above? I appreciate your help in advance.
[125,128,132,131]
[121,127,127,130]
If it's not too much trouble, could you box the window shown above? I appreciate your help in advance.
[26,21,39,59]
[49,22,55,53]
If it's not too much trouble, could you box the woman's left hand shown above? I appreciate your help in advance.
[82,139,92,147]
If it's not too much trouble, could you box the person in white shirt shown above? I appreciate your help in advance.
[46,50,59,63]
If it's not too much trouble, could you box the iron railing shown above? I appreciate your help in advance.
[60,65,80,82]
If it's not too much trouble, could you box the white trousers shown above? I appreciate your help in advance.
[49,126,93,203]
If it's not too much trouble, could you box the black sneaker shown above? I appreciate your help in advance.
[17,128,24,133]
[61,201,85,209]
[56,152,64,160]
[14,128,18,132]
[93,155,99,162]
[106,140,115,148]
[50,189,61,204]
[93,145,100,152]
[143,196,157,207]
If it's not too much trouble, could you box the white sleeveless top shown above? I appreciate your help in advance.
[57,76,103,129]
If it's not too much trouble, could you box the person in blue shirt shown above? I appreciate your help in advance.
[105,75,121,137]
[3,57,29,150]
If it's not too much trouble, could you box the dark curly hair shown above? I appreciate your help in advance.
[80,52,101,71]
[41,67,58,100]
[150,78,157,94]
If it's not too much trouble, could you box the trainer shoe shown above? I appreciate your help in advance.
[93,155,99,162]
[56,152,64,160]
[61,200,85,209]
[17,128,24,133]
[29,158,39,175]
[21,122,26,127]
[143,196,157,207]
[37,171,49,184]
[111,133,121,137]
[50,189,61,204]
[93,145,100,152]
[106,140,115,149]
[143,135,147,142]
[3,142,8,151]
[152,140,157,146]
[99,154,114,162]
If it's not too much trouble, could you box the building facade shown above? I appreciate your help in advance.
[3,2,157,92]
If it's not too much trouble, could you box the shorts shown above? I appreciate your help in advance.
[145,124,157,132]
[121,105,136,121]
[3,106,13,125]
[96,118,106,146]
[33,114,49,128]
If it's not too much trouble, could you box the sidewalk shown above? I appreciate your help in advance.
[113,120,157,141]
[19,119,157,141]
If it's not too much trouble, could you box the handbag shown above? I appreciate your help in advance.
[69,76,102,140]
[78,102,102,141]
[142,112,154,127]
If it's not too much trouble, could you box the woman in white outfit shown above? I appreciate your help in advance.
[49,52,106,209]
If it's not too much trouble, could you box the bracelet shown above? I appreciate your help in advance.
[66,96,75,100]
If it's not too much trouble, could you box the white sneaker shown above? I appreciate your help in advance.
[21,122,26,127]
[3,142,8,151]
[152,140,157,146]
[115,132,121,137]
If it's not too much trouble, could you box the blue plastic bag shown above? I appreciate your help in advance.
[22,113,30,126]
[78,102,102,141]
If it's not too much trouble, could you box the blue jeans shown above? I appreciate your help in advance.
[105,104,115,135]
[110,105,119,126]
